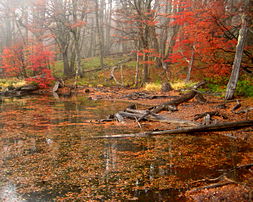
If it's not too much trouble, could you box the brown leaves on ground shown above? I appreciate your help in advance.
[185,184,252,202]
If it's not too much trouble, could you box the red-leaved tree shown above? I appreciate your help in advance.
[167,0,238,79]
[1,42,55,88]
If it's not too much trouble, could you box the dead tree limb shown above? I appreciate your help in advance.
[148,81,206,114]
[231,100,241,112]
[95,120,253,139]
[118,110,197,126]
[150,90,197,114]
[194,111,228,120]
[235,107,253,114]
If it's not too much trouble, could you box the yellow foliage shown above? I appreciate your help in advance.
[144,83,162,91]
[0,79,26,89]
[171,80,197,90]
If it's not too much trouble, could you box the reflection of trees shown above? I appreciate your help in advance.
[0,97,249,201]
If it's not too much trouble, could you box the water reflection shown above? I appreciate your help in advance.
[0,96,251,201]
[0,183,25,202]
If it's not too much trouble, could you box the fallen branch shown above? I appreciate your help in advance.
[123,108,197,126]
[148,83,206,114]
[150,90,197,113]
[231,100,241,112]
[235,107,253,114]
[95,120,253,139]
[194,111,228,120]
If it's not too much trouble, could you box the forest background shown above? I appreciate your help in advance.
[0,0,252,99]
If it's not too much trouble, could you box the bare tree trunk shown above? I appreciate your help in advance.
[185,46,195,82]
[225,13,249,100]
[63,51,72,76]
[95,0,105,69]
[135,50,140,87]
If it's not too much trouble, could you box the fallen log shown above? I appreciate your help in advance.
[94,120,253,139]
[149,81,207,114]
[149,90,197,113]
[120,109,197,126]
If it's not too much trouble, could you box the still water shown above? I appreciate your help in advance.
[0,96,251,201]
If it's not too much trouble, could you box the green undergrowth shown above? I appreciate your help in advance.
[52,56,253,98]
[201,76,253,97]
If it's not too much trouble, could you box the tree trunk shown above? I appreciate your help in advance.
[225,13,249,100]
[63,51,73,76]
[95,120,253,139]
[185,47,195,82]
[95,0,105,69]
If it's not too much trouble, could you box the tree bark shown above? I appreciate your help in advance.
[225,11,249,100]
[95,120,253,139]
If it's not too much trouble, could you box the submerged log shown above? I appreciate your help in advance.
[95,120,253,139]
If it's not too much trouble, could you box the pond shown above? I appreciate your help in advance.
[0,96,251,201]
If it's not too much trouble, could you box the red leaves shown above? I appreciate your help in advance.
[1,45,25,77]
[1,43,55,88]
[167,0,237,77]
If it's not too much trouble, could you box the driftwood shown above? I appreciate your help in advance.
[95,120,253,139]
[149,90,197,114]
[52,80,64,92]
[122,108,198,126]
[195,93,207,103]
[148,81,207,114]
[231,100,241,112]
[194,111,228,121]
[53,81,61,92]
[234,107,253,114]
[122,92,178,100]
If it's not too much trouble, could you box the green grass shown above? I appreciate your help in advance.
[51,56,253,98]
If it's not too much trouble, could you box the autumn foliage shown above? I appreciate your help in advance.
[1,43,55,88]
[167,0,238,77]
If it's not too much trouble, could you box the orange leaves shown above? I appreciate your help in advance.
[140,61,155,65]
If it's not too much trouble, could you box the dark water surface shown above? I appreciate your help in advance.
[0,96,251,201]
